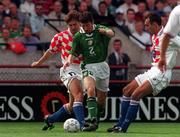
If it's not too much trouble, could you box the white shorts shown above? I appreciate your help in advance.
[135,66,172,96]
[82,62,110,92]
[60,64,82,89]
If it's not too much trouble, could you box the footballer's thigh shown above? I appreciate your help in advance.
[69,78,83,102]
[131,80,153,101]
[59,65,82,89]
[123,79,139,97]
[84,76,96,97]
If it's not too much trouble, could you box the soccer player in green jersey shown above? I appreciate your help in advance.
[64,11,115,131]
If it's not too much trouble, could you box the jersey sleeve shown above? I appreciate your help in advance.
[97,24,112,44]
[163,6,180,37]
[69,33,81,57]
[49,33,62,53]
[98,24,109,31]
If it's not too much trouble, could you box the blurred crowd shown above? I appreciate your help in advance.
[0,0,179,52]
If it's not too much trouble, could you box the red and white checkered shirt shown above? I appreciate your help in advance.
[49,28,81,64]
[151,27,163,64]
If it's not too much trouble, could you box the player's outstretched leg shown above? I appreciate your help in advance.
[42,104,71,131]
[42,115,55,131]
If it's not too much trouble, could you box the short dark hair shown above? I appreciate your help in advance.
[98,1,107,7]
[127,8,135,14]
[64,10,80,23]
[79,11,94,23]
[145,12,162,26]
[113,39,122,46]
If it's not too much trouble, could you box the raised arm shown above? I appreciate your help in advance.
[31,49,53,67]
[98,28,115,38]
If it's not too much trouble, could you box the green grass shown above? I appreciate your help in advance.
[0,122,180,137]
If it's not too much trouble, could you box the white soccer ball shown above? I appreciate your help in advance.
[63,118,80,132]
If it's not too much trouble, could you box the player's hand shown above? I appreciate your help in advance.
[158,57,166,72]
[63,61,70,70]
[98,28,107,35]
[31,61,40,67]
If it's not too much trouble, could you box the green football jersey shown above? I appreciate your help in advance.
[70,24,112,64]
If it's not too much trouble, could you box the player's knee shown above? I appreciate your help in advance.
[123,86,132,97]
[87,86,96,97]
[64,103,73,114]
[74,91,83,102]
[131,92,140,101]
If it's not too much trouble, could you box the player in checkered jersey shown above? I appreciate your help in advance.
[107,13,180,133]
[31,10,85,130]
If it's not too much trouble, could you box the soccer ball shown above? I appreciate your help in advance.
[63,118,80,132]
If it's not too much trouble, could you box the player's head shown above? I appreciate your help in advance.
[144,12,162,34]
[65,10,80,35]
[79,11,94,34]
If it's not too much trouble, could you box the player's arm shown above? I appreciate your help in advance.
[158,33,171,72]
[32,33,61,67]
[98,26,115,38]
[158,7,180,72]
[63,54,75,69]
[31,49,53,67]
[98,25,115,38]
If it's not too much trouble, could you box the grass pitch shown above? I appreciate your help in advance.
[0,122,180,137]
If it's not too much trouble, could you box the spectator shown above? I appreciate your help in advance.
[0,2,5,26]
[146,0,156,11]
[115,8,125,26]
[163,0,177,13]
[78,1,88,13]
[48,0,66,32]
[2,0,12,16]
[104,0,116,16]
[154,0,165,16]
[32,0,53,15]
[9,2,30,27]
[30,3,47,39]
[116,0,138,20]
[130,20,151,49]
[82,0,98,16]
[20,0,35,16]
[94,1,115,26]
[108,39,131,83]
[135,1,147,21]
[17,25,40,51]
[11,0,21,8]
[91,0,101,12]
[0,28,14,50]
[10,17,22,38]
[1,16,12,30]
[61,0,78,14]
[125,8,136,33]
[114,8,131,36]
